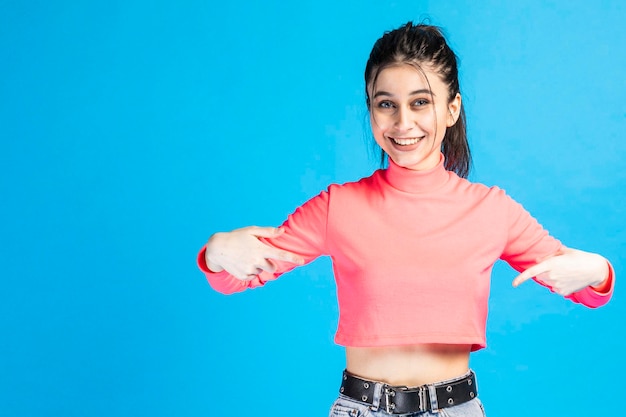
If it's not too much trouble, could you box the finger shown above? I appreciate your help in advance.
[233,267,262,281]
[255,259,277,274]
[247,226,284,238]
[512,262,550,288]
[264,247,305,265]
[233,271,254,281]
[236,274,257,281]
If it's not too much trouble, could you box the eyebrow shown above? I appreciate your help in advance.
[373,89,434,98]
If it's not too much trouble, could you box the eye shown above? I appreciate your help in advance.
[412,98,430,107]
[377,100,395,109]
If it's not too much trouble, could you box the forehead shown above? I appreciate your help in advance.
[371,63,447,95]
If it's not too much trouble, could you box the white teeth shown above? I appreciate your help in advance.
[391,137,421,145]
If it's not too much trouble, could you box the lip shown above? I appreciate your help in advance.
[388,136,424,144]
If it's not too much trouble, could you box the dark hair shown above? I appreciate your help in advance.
[364,22,471,178]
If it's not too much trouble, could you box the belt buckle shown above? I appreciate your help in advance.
[384,385,427,414]
[417,386,427,412]
[384,386,396,413]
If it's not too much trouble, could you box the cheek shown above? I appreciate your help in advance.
[370,113,384,135]
[369,116,387,146]
[370,111,394,134]
[429,108,448,133]
[421,112,439,129]
[369,112,379,128]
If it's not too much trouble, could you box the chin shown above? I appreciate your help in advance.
[390,155,424,169]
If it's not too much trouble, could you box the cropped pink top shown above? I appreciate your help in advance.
[198,155,613,350]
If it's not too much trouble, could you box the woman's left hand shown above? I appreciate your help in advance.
[512,247,609,296]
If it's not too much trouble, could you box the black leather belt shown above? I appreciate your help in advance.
[339,370,477,414]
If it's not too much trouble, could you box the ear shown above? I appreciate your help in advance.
[446,93,462,127]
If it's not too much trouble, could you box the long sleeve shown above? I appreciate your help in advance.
[565,263,614,308]
[500,192,613,308]
[196,158,614,348]
[197,190,331,294]
[500,192,563,272]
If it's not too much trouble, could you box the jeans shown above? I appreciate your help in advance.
[328,395,486,417]
[328,371,486,417]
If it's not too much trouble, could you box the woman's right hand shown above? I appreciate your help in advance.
[205,226,305,281]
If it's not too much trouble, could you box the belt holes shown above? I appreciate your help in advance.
[446,386,452,393]
[364,382,369,389]
[468,379,472,385]
[362,395,368,401]
[340,387,345,393]
[470,392,475,398]
[448,398,454,405]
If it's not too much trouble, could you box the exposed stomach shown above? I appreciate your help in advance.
[345,344,472,387]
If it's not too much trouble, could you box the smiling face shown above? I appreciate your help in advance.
[368,64,462,171]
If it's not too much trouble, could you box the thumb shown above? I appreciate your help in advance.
[248,226,284,238]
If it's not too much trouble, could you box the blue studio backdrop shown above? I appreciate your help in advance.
[1,1,624,416]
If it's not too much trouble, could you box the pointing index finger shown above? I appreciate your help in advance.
[512,262,549,288]
[266,247,305,265]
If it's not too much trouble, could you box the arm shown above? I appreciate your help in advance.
[202,226,305,279]
[198,190,330,294]
[500,192,614,308]
[197,226,305,294]
[512,247,614,308]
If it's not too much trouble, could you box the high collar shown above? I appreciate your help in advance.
[383,153,451,193]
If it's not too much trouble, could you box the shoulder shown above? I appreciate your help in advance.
[450,173,509,200]
[448,175,528,218]
[295,170,382,212]
[326,169,383,195]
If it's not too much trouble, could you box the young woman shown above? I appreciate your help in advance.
[197,22,614,416]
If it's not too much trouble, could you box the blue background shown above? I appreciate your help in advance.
[1,1,624,416]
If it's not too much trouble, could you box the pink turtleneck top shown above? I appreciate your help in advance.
[198,155,613,350]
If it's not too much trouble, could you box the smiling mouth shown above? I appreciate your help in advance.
[390,137,423,146]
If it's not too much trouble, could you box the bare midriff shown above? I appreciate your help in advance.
[345,344,472,387]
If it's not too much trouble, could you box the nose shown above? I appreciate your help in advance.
[394,107,414,131]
